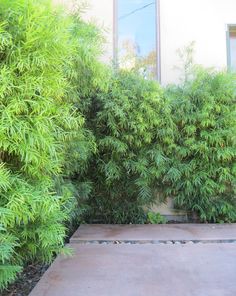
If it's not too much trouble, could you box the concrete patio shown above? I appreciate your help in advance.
[30,224,236,296]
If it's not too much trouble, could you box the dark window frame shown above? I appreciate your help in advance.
[113,0,161,82]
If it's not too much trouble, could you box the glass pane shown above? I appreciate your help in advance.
[117,0,157,79]
[230,31,236,71]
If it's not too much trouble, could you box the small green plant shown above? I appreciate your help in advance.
[175,41,196,83]
[147,212,167,224]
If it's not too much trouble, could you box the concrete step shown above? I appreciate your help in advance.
[30,242,236,296]
[70,223,236,244]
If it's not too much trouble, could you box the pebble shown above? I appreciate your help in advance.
[166,241,173,244]
[174,241,181,245]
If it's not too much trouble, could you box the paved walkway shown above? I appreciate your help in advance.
[30,224,236,296]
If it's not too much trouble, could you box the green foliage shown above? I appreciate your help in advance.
[62,14,106,179]
[0,0,96,289]
[1,176,71,261]
[147,212,167,224]
[163,69,236,222]
[82,71,172,223]
[60,12,109,227]
[0,0,235,289]
[66,13,108,101]
[0,227,22,290]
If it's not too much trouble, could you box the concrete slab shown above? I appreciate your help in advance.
[70,223,236,243]
[30,243,236,296]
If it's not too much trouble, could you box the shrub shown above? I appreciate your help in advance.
[163,69,236,222]
[81,71,172,223]
[0,0,91,289]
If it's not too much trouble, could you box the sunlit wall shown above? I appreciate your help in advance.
[160,0,236,84]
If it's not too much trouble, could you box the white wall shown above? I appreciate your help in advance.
[160,0,236,85]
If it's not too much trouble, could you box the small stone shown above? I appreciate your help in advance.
[114,240,121,244]
[166,241,173,244]
[174,241,181,245]
[90,241,99,244]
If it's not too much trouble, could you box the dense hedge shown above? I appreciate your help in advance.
[79,69,236,224]
[80,71,173,223]
[162,69,236,222]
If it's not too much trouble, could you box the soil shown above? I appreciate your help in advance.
[2,263,49,296]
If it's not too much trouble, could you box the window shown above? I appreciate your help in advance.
[227,25,236,71]
[115,0,159,80]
